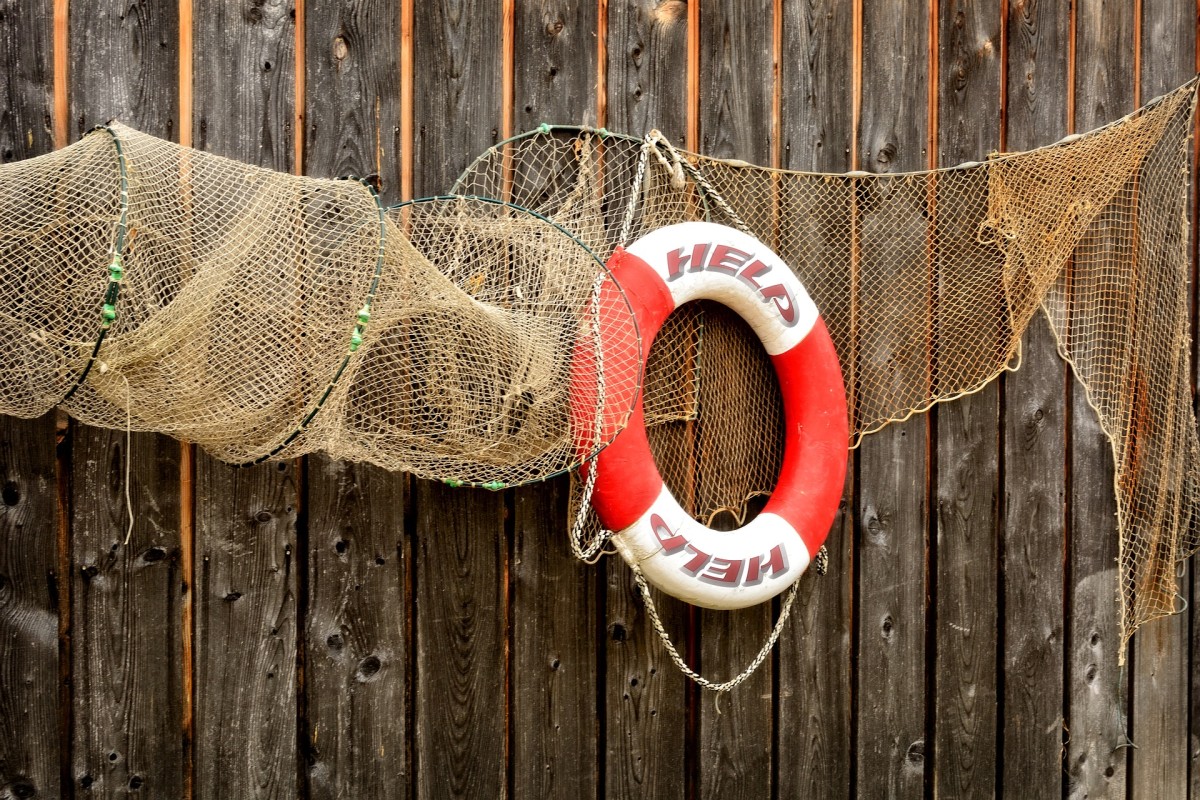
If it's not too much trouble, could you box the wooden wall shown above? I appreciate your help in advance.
[0,1,1196,798]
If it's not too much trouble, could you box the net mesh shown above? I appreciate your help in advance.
[0,79,1196,647]
[454,80,1200,645]
[0,124,641,487]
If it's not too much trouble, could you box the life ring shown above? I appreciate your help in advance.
[583,221,848,609]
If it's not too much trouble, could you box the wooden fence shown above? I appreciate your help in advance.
[0,1,1196,798]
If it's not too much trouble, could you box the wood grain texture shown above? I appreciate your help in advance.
[776,2,855,797]
[0,415,59,800]
[411,5,507,797]
[302,4,408,797]
[0,5,58,800]
[1128,4,1194,798]
[855,3,931,798]
[68,430,184,798]
[66,4,184,795]
[509,4,601,797]
[932,3,1001,797]
[511,479,598,799]
[303,0,401,203]
[192,4,299,798]
[304,457,408,800]
[1000,3,1070,795]
[411,0,503,194]
[696,1,774,797]
[412,481,506,800]
[603,4,690,799]
[1067,3,1134,798]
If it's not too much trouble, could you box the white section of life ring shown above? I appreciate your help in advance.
[624,222,820,355]
[610,484,811,608]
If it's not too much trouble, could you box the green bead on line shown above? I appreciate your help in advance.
[445,478,463,488]
[481,480,505,491]
[356,305,371,325]
[349,329,364,352]
[537,123,552,134]
[108,254,124,282]
[101,303,117,326]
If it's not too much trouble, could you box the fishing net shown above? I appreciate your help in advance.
[455,79,1200,647]
[0,77,1196,649]
[0,123,641,487]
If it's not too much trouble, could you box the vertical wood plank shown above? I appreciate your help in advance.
[855,3,931,799]
[1129,3,1194,798]
[66,3,184,797]
[304,459,408,799]
[302,3,408,798]
[510,2,600,797]
[0,421,59,800]
[932,2,1001,798]
[1000,1,1070,796]
[191,3,300,797]
[776,1,855,797]
[411,3,507,798]
[1068,2,1134,797]
[0,4,59,799]
[603,3,690,799]
[512,480,598,799]
[695,1,775,797]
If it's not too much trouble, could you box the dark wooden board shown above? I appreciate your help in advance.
[411,3,507,798]
[191,3,300,798]
[855,4,931,799]
[303,0,402,202]
[302,3,408,798]
[509,3,601,797]
[304,457,408,800]
[1066,3,1136,798]
[0,417,59,800]
[932,3,1001,797]
[1000,2,1070,795]
[603,4,691,799]
[775,2,855,797]
[66,3,184,796]
[0,4,59,799]
[695,1,775,797]
[511,479,598,799]
[1128,4,1194,798]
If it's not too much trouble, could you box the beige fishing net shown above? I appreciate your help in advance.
[0,78,1196,648]
[0,123,641,486]
[455,80,1200,646]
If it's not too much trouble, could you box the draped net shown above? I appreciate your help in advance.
[1,79,1197,648]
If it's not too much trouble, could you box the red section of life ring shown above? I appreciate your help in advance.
[581,222,848,610]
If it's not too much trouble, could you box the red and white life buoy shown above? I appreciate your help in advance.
[583,221,848,609]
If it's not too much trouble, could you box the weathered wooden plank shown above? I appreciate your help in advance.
[0,3,59,798]
[66,3,184,797]
[855,3,931,798]
[509,3,600,798]
[511,480,598,799]
[695,1,775,797]
[1000,2,1070,795]
[932,3,1001,798]
[304,456,408,800]
[775,2,855,797]
[1128,4,1194,798]
[411,3,507,798]
[0,419,59,800]
[603,4,690,800]
[1067,3,1135,797]
[69,429,184,798]
[191,3,299,798]
[304,0,402,203]
[302,3,408,798]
